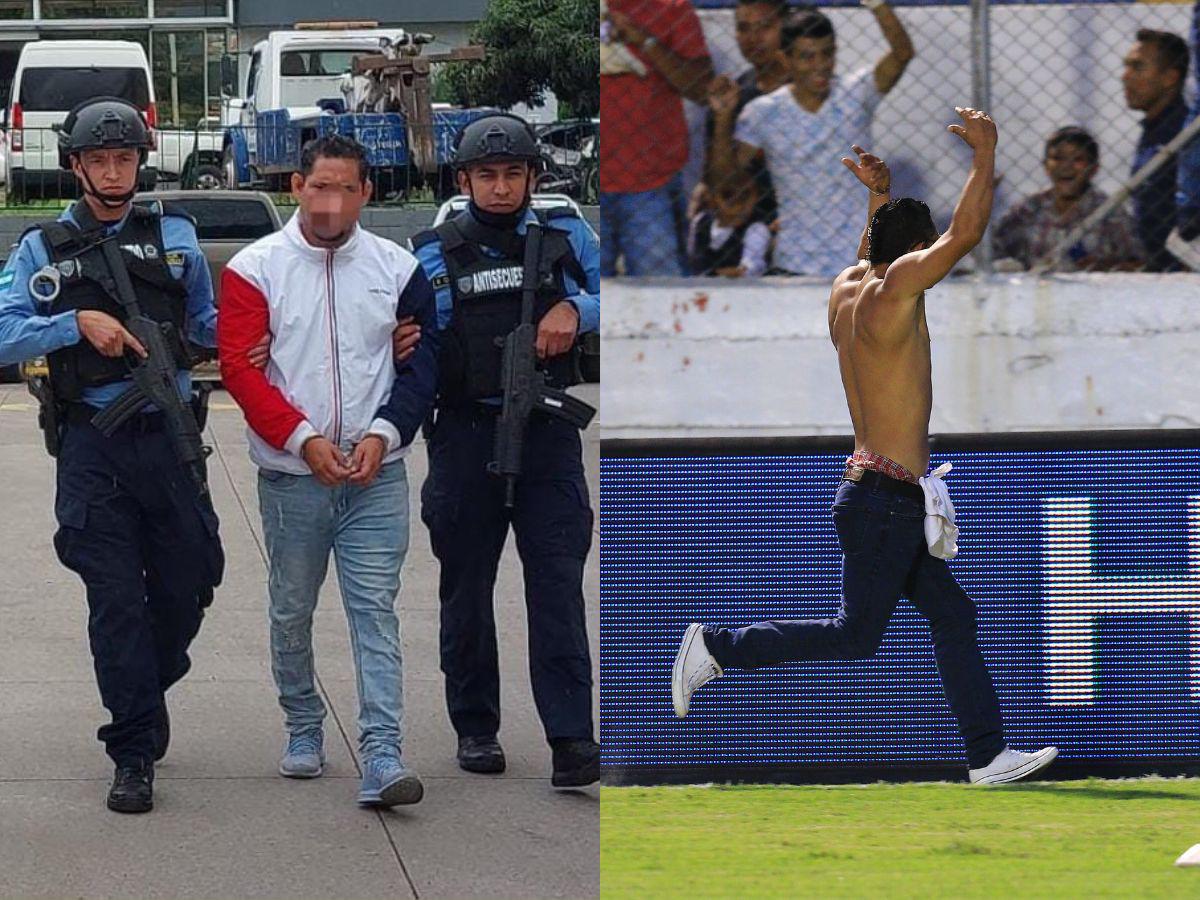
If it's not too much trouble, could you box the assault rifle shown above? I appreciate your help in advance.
[487,221,596,507]
[88,235,212,499]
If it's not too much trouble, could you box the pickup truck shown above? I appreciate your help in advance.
[155,120,226,190]
[133,188,283,304]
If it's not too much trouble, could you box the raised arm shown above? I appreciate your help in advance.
[707,75,762,180]
[841,144,892,261]
[879,107,996,300]
[867,0,915,95]
[608,7,714,104]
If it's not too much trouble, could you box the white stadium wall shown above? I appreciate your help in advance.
[600,275,1200,438]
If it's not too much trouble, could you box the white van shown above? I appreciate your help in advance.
[6,40,159,202]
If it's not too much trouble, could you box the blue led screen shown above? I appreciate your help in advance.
[600,443,1200,773]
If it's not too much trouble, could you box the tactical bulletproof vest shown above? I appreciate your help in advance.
[35,204,192,402]
[417,209,587,404]
[688,212,750,277]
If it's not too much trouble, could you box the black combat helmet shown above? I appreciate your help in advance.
[58,96,152,169]
[452,113,542,169]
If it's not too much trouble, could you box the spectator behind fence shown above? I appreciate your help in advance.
[1123,28,1189,271]
[994,127,1144,272]
[1166,0,1200,269]
[698,0,802,227]
[688,174,772,277]
[601,0,714,277]
[709,5,914,277]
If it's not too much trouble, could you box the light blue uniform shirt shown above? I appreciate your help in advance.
[0,200,216,408]
[414,207,601,333]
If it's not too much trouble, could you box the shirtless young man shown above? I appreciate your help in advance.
[671,108,1058,785]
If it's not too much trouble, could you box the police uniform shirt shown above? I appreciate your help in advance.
[413,207,601,336]
[0,201,216,408]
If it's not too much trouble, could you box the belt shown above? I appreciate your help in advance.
[842,466,924,504]
[65,403,166,432]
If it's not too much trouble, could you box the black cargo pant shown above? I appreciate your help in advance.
[53,410,223,766]
[421,405,594,743]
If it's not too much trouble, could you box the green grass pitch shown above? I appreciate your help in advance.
[601,778,1200,898]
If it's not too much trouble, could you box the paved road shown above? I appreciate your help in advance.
[0,384,599,899]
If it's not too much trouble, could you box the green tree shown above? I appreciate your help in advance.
[445,0,598,118]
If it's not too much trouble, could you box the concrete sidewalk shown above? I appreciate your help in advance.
[0,385,599,899]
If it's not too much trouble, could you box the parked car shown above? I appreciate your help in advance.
[134,189,283,305]
[155,116,226,190]
[6,40,159,203]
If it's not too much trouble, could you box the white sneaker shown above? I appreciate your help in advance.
[671,623,722,717]
[1166,228,1200,270]
[968,746,1058,785]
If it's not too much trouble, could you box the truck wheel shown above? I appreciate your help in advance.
[191,163,224,190]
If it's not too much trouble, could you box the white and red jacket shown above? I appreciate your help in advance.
[218,215,438,476]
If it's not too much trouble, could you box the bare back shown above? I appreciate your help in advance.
[828,261,932,476]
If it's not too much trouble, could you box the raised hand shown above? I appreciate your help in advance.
[840,144,890,195]
[947,106,997,151]
[708,75,741,117]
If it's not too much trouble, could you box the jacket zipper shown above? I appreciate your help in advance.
[325,250,343,447]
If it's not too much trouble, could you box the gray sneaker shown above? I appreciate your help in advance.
[279,729,325,778]
[357,752,424,807]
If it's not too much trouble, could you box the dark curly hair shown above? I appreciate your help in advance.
[866,198,939,265]
[299,133,369,184]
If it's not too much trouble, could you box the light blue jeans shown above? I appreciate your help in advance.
[258,460,410,758]
[601,173,686,276]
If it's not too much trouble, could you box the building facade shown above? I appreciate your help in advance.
[0,0,488,127]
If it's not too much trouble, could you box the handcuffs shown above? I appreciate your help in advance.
[29,264,63,302]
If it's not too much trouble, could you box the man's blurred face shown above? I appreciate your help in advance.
[788,35,836,99]
[458,161,531,214]
[735,3,784,70]
[1043,141,1097,202]
[72,147,139,198]
[1122,41,1179,111]
[292,155,370,245]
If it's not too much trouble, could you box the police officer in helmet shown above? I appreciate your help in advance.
[411,113,601,787]
[0,97,224,813]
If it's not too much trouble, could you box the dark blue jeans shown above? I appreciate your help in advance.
[704,478,1005,768]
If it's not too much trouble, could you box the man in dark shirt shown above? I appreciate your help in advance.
[1123,28,1190,271]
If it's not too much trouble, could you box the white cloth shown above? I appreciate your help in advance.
[735,68,882,276]
[707,220,772,276]
[918,462,959,560]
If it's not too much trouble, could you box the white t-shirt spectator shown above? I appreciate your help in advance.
[735,68,882,276]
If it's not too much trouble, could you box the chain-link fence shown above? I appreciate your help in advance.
[600,0,1200,277]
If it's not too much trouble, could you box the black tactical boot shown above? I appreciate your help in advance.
[551,739,600,788]
[457,736,506,774]
[107,760,154,813]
